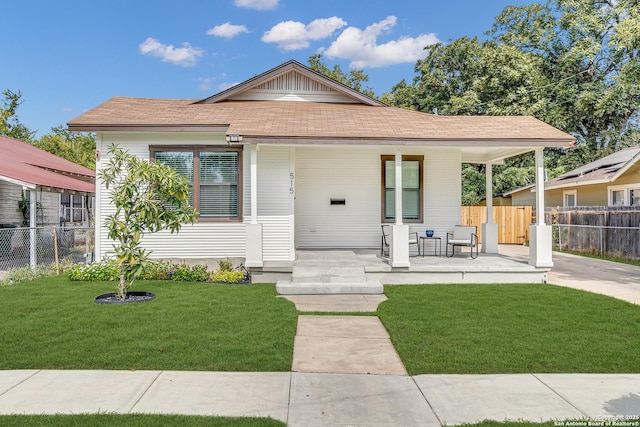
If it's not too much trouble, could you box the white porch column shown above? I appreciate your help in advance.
[245,145,263,267]
[29,189,37,269]
[529,148,553,267]
[482,162,499,253]
[390,150,410,267]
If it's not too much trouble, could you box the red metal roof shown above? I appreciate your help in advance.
[0,135,95,194]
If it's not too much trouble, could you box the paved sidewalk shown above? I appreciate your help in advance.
[2,370,640,425]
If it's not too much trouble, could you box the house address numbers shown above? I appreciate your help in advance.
[290,172,294,195]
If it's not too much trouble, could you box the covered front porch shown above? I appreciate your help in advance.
[251,245,548,292]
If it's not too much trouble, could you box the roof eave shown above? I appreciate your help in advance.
[544,178,612,191]
[609,151,640,181]
[242,136,574,147]
[68,124,230,133]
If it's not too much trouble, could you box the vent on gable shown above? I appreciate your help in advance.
[255,71,335,93]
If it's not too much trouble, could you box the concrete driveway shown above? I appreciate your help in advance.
[500,244,640,305]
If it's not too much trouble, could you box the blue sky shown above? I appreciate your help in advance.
[1,0,533,137]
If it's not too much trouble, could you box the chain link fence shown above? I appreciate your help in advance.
[0,226,94,271]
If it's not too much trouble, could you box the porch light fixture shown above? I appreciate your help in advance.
[226,134,243,144]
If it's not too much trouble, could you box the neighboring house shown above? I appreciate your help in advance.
[68,60,573,268]
[0,135,95,227]
[508,146,640,207]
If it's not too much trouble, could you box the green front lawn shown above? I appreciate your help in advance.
[378,284,640,375]
[0,277,297,371]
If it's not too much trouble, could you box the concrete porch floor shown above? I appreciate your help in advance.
[251,245,549,285]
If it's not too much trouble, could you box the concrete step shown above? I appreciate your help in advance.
[291,266,367,284]
[291,275,369,284]
[276,280,384,295]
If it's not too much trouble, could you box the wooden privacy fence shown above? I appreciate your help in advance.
[544,207,640,261]
[461,206,533,244]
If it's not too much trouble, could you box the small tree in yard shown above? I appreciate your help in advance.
[100,144,197,300]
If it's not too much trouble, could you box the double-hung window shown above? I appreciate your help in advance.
[563,190,577,207]
[150,146,242,221]
[608,185,640,207]
[381,155,423,223]
[631,188,640,206]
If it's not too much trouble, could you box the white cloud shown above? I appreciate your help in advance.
[323,16,440,68]
[262,17,347,51]
[234,0,278,10]
[207,22,249,39]
[139,37,204,67]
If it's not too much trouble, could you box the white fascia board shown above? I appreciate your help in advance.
[0,175,35,189]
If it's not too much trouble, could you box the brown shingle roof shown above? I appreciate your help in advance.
[545,146,640,189]
[68,97,573,145]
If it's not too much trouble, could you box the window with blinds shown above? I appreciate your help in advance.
[151,146,242,221]
[381,155,423,223]
[199,151,239,217]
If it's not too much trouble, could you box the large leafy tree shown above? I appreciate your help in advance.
[385,0,640,200]
[33,126,96,170]
[308,54,377,98]
[0,89,35,142]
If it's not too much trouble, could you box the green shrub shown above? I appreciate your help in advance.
[66,259,119,281]
[217,257,233,272]
[0,263,57,286]
[167,264,209,282]
[211,270,245,284]
[65,259,227,283]
[141,260,173,280]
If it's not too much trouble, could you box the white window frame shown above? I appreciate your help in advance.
[631,187,640,206]
[60,194,89,223]
[563,189,577,207]
[608,184,640,207]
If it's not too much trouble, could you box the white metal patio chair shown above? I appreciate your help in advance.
[381,225,420,257]
[446,225,478,259]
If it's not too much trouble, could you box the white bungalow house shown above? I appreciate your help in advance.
[68,60,573,276]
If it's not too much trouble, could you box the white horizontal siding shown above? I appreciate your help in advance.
[296,146,381,248]
[295,146,463,248]
[417,148,462,239]
[93,133,464,260]
[95,133,247,261]
[142,223,246,259]
[244,146,292,261]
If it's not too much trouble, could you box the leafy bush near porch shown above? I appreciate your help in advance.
[66,259,237,283]
[211,270,245,284]
[66,259,120,281]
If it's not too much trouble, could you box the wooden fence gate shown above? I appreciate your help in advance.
[461,206,533,244]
